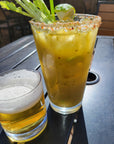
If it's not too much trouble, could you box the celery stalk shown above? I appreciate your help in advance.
[34,0,50,15]
[49,0,55,21]
[33,0,53,22]
[21,0,50,23]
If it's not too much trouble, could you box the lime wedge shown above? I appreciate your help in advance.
[55,3,76,21]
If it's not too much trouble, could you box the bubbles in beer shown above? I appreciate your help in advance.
[0,70,42,114]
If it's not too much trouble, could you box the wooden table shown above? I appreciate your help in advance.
[0,35,114,144]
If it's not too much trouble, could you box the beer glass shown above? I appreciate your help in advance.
[0,69,47,142]
[30,14,101,114]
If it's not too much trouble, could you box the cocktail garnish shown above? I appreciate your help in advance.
[55,3,75,21]
[0,0,54,23]
[49,0,55,21]
[0,0,76,23]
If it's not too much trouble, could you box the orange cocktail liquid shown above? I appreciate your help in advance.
[30,14,101,114]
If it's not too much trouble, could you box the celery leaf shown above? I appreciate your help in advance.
[0,1,30,17]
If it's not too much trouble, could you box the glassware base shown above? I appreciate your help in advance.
[49,101,82,114]
[6,114,47,142]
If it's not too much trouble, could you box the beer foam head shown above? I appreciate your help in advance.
[0,69,43,114]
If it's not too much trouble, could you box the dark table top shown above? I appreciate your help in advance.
[0,35,114,144]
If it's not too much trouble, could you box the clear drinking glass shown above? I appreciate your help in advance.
[0,69,47,142]
[30,14,101,114]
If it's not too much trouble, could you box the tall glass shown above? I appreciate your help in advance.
[0,69,47,142]
[30,14,101,114]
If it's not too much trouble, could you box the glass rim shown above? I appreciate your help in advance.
[29,13,101,32]
[0,69,42,101]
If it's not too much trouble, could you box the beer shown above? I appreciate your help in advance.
[30,14,101,114]
[0,70,47,142]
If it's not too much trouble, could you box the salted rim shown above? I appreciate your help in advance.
[29,14,101,32]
